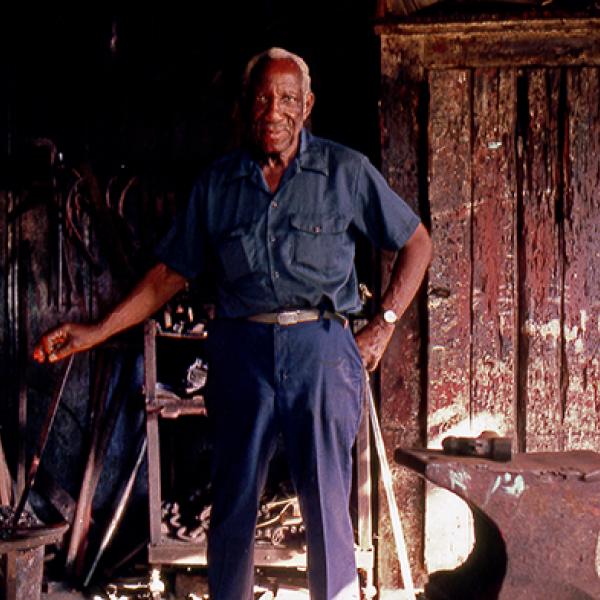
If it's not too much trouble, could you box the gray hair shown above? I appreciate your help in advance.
[242,47,312,98]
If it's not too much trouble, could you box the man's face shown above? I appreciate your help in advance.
[247,58,314,159]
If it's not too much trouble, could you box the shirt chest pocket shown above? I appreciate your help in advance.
[216,228,254,282]
[290,214,352,275]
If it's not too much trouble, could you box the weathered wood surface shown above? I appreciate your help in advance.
[427,68,472,444]
[378,20,600,68]
[380,24,600,591]
[562,67,600,449]
[0,170,172,532]
[379,35,427,589]
[520,68,563,452]
[17,191,91,501]
[377,0,590,18]
[425,68,475,574]
[470,68,517,439]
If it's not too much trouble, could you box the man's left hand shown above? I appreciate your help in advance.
[355,317,396,372]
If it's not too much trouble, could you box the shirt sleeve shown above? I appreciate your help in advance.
[154,179,207,280]
[352,155,421,250]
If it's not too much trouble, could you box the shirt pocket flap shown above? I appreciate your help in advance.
[290,214,348,235]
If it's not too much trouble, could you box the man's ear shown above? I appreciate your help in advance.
[304,91,315,120]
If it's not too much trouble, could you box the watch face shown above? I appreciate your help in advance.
[383,309,398,324]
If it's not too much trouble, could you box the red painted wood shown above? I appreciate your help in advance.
[427,69,472,444]
[520,69,563,451]
[378,37,427,588]
[380,26,600,594]
[562,67,600,449]
[377,21,600,69]
[470,68,518,438]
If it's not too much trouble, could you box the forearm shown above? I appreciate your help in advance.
[380,223,433,322]
[96,262,187,342]
[355,223,432,371]
[34,262,188,363]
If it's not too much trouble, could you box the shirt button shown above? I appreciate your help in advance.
[271,201,278,209]
[273,271,280,279]
[269,235,276,244]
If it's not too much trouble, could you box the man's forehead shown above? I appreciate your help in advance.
[252,58,303,85]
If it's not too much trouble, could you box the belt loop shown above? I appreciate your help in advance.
[322,310,348,329]
[337,312,349,329]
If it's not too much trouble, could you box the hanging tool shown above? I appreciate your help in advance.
[9,354,74,535]
[365,371,417,600]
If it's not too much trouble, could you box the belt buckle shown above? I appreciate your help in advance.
[277,310,300,326]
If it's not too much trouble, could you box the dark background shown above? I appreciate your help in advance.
[2,2,381,186]
[0,1,382,575]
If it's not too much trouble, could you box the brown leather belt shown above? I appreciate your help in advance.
[247,309,347,327]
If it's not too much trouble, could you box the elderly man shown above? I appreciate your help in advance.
[35,48,432,600]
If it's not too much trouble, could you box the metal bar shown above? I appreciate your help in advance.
[83,435,147,587]
[144,320,163,546]
[365,372,416,600]
[356,408,372,552]
[10,355,74,533]
[0,432,13,505]
[355,405,376,598]
[64,361,110,578]
[66,353,131,580]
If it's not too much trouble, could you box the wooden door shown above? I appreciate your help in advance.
[377,20,600,592]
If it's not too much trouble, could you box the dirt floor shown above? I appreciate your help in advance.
[42,585,310,599]
[41,573,311,599]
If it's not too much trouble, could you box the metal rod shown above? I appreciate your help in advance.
[83,435,147,587]
[0,433,13,505]
[10,354,74,534]
[66,352,124,579]
[365,371,416,600]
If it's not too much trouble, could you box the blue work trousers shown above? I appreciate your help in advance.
[205,317,364,600]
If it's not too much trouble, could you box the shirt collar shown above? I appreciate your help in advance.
[230,129,328,181]
[297,129,328,175]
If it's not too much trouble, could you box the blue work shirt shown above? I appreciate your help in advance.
[155,129,420,318]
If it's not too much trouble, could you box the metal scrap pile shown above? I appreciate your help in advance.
[161,500,211,543]
[160,494,306,550]
[255,496,305,549]
[0,506,40,539]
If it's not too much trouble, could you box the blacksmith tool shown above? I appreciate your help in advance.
[9,354,74,536]
[395,447,600,599]
[442,431,512,462]
[365,372,416,600]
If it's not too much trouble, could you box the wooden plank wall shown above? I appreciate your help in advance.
[563,67,600,449]
[427,68,472,446]
[520,68,563,451]
[470,68,517,438]
[378,20,600,591]
[379,36,428,589]
[425,68,476,574]
[0,174,178,511]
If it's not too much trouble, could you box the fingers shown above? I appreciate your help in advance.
[357,344,380,372]
[47,346,72,363]
[33,345,46,363]
[363,353,380,372]
[33,326,72,363]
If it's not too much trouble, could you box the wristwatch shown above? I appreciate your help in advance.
[382,308,399,324]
